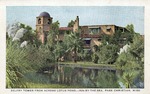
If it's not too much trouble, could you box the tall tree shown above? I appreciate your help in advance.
[67,20,74,27]
[47,21,60,46]
[126,24,134,33]
[97,44,119,64]
[64,32,83,62]
[116,33,144,70]
[116,33,144,88]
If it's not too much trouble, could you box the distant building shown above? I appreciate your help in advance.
[36,12,128,48]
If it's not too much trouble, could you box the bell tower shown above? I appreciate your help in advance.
[36,12,53,43]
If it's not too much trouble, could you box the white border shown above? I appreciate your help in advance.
[0,0,150,94]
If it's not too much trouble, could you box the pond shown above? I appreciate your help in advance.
[25,65,144,88]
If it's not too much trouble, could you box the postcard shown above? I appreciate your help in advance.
[0,0,150,94]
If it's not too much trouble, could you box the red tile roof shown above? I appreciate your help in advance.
[59,27,73,31]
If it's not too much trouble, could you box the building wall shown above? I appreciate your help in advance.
[81,25,116,48]
[73,16,79,32]
[43,25,50,31]
[81,26,89,34]
[90,38,101,47]
[36,16,52,43]
[81,25,115,35]
[100,25,115,35]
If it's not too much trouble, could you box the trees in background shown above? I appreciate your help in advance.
[63,32,83,62]
[116,32,144,70]
[116,32,144,88]
[67,20,74,27]
[19,23,37,44]
[97,44,119,64]
[91,24,142,65]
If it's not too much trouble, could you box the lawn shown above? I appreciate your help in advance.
[26,82,81,88]
[58,61,116,70]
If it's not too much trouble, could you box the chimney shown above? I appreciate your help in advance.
[73,16,79,32]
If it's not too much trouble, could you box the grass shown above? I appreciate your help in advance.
[58,61,116,69]
[26,82,81,88]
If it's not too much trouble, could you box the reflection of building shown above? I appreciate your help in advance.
[36,12,128,48]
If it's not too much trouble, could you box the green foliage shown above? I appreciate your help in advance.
[50,21,60,32]
[53,42,66,62]
[101,30,122,45]
[130,33,144,62]
[63,32,83,62]
[81,50,92,61]
[20,23,25,28]
[6,37,56,88]
[116,33,144,70]
[47,32,55,46]
[97,44,119,64]
[94,71,119,88]
[116,33,144,88]
[92,53,99,63]
[18,23,38,45]
[119,71,138,88]
[125,24,135,43]
[67,20,74,27]
[6,40,29,88]
[126,24,134,33]
[46,20,66,62]
[7,21,143,88]
[47,21,60,46]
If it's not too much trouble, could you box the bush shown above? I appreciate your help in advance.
[97,44,119,64]
[92,53,99,63]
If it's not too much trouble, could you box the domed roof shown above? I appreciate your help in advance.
[39,12,50,17]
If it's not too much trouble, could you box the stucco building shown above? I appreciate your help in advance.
[36,12,128,49]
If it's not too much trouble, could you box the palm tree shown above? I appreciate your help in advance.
[64,32,83,63]
[121,72,135,88]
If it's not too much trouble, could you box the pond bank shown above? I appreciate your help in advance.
[58,62,116,70]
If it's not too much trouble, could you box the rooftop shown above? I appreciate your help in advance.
[39,12,50,17]
[59,27,73,31]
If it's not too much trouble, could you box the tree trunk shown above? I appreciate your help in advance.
[72,48,77,63]
[74,52,77,63]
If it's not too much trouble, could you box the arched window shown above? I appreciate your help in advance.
[38,18,41,24]
[48,19,51,24]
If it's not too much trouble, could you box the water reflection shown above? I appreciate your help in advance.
[25,65,143,88]
[50,66,119,88]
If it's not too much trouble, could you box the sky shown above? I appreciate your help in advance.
[6,6,144,35]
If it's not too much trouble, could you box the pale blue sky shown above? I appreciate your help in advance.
[6,6,144,34]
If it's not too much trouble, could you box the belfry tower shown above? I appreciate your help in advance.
[36,12,53,43]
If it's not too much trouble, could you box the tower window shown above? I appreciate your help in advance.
[38,18,41,24]
[48,19,51,24]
